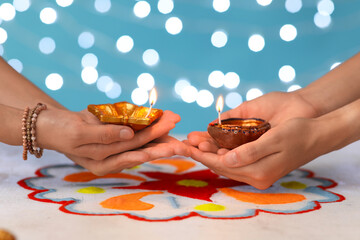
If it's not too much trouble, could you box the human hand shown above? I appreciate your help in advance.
[36,108,183,174]
[67,135,191,175]
[188,91,319,153]
[188,117,326,189]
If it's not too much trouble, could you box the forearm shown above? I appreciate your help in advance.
[0,57,65,110]
[0,103,23,146]
[315,98,360,155]
[298,52,360,117]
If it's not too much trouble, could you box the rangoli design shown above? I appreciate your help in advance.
[18,158,344,221]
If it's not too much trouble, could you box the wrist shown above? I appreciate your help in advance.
[315,99,360,154]
[293,89,322,118]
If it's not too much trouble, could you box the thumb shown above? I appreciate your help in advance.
[85,124,135,144]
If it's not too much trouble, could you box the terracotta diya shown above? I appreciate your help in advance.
[88,101,163,131]
[208,118,271,149]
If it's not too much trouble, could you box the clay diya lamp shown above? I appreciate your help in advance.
[207,118,271,149]
[87,101,163,131]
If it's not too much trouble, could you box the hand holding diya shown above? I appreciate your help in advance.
[207,95,271,149]
[88,88,163,131]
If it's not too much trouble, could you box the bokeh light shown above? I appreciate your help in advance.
[285,0,302,13]
[287,84,301,92]
[116,35,134,53]
[246,88,263,101]
[279,65,296,83]
[181,85,198,103]
[143,49,159,66]
[105,82,121,99]
[97,76,113,92]
[158,0,174,14]
[137,73,155,90]
[45,73,63,91]
[174,78,191,96]
[81,53,98,68]
[257,0,272,7]
[165,17,183,35]
[133,1,151,18]
[0,28,8,44]
[280,24,297,42]
[314,12,331,28]
[56,0,74,7]
[248,34,265,52]
[196,90,214,108]
[81,67,98,84]
[317,0,334,15]
[330,62,341,70]
[13,0,31,12]
[225,92,243,109]
[131,88,148,105]
[0,0,354,135]
[78,32,95,49]
[0,3,16,21]
[208,70,225,88]
[213,0,230,13]
[8,59,23,73]
[211,30,228,48]
[40,7,57,24]
[39,37,56,54]
[95,0,111,13]
[224,72,240,89]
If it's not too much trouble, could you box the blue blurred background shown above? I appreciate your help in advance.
[0,0,359,134]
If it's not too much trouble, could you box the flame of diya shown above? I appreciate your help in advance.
[88,101,163,131]
[208,118,271,149]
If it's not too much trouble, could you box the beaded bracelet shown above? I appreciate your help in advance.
[22,103,47,160]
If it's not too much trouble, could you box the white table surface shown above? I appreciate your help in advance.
[0,140,359,240]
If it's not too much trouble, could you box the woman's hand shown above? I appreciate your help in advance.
[187,91,319,153]
[188,117,325,190]
[36,108,186,174]
[67,135,191,175]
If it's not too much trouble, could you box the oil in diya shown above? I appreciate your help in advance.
[207,96,271,149]
[87,88,162,131]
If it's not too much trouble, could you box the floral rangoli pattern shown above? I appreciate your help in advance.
[18,158,344,221]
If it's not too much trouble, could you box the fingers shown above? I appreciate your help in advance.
[143,136,191,157]
[198,141,219,153]
[228,152,286,190]
[74,111,180,159]
[68,136,191,176]
[67,151,150,176]
[222,131,279,168]
[187,131,219,153]
[128,110,180,147]
[140,143,176,159]
[189,146,223,170]
[82,124,135,144]
[187,131,210,146]
[217,148,229,155]
[190,144,283,190]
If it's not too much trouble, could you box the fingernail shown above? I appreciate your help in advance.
[120,129,133,140]
[224,152,238,167]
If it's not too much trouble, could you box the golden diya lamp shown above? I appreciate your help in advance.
[207,95,271,149]
[88,88,163,131]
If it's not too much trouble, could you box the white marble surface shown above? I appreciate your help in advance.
[0,140,359,240]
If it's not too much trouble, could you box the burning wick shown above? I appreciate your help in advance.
[216,95,224,125]
[145,88,157,118]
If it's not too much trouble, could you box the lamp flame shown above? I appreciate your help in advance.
[145,88,157,118]
[149,88,157,106]
[216,95,224,113]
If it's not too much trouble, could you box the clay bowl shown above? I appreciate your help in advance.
[208,118,271,149]
[88,101,163,131]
